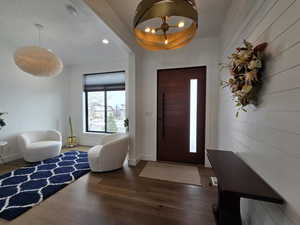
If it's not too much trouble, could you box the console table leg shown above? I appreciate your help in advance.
[215,190,242,225]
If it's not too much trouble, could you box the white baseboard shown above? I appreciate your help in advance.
[205,160,212,168]
[140,154,156,161]
[128,157,140,166]
[0,153,22,164]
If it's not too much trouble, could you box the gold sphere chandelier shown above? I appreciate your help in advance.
[133,0,198,51]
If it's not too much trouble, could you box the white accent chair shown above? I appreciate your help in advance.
[18,130,62,162]
[88,134,129,172]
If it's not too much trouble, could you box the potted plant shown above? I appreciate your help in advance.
[124,118,129,133]
[0,113,7,130]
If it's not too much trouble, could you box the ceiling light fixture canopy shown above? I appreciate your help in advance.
[65,4,79,16]
[133,0,198,51]
[14,24,63,77]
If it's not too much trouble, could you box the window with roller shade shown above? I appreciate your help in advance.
[84,71,126,133]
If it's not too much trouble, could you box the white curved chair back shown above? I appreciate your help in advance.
[21,130,61,142]
[101,133,127,145]
[88,133,129,172]
[18,130,62,162]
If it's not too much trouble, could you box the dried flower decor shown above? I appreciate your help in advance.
[221,40,268,117]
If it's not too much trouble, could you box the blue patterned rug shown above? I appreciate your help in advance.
[0,151,90,220]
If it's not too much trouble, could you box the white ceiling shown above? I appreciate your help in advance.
[107,0,232,38]
[0,0,232,67]
[0,0,129,66]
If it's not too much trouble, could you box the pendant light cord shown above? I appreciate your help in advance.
[38,27,41,46]
[35,24,44,47]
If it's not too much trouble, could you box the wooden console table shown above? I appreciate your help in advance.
[207,150,284,225]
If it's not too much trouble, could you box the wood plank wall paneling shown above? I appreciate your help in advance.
[218,0,300,224]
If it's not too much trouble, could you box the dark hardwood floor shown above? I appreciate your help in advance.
[0,149,217,225]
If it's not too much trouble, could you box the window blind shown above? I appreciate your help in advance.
[84,71,125,91]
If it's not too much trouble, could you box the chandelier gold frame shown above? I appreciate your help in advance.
[133,0,198,50]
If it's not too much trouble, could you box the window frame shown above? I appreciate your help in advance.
[84,71,126,134]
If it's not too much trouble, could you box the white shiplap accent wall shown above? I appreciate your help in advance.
[218,0,300,225]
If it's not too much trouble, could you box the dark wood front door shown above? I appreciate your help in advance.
[157,66,206,164]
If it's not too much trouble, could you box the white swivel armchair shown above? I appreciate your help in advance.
[88,134,129,172]
[18,130,62,162]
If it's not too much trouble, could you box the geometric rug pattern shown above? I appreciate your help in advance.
[0,151,90,220]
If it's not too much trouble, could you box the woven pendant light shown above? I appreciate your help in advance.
[133,0,198,51]
[14,24,63,77]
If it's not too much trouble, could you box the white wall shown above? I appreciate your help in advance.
[136,37,220,166]
[0,43,67,162]
[218,0,300,224]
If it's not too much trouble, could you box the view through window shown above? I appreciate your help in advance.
[84,71,126,133]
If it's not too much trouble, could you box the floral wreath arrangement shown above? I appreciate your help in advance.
[221,40,268,117]
[0,112,7,130]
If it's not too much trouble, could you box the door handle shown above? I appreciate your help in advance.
[162,92,165,138]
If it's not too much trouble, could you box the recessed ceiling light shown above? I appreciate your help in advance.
[102,39,109,44]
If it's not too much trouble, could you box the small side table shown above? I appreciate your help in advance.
[0,141,8,163]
